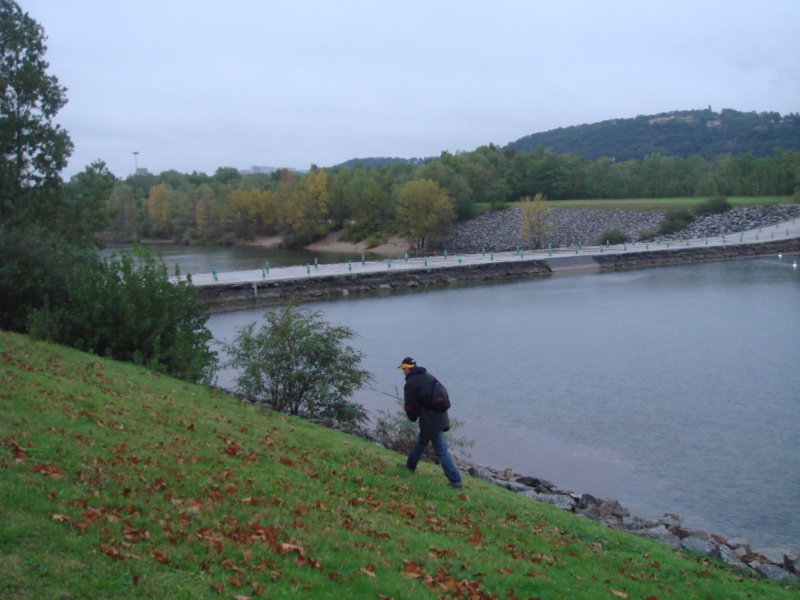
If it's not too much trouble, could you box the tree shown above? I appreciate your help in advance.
[519,193,553,249]
[283,168,329,246]
[0,1,73,223]
[62,160,115,246]
[225,302,371,427]
[350,176,390,237]
[395,179,455,251]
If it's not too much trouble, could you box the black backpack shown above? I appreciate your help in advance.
[428,377,451,412]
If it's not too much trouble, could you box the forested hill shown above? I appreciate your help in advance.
[507,108,800,161]
[335,156,429,169]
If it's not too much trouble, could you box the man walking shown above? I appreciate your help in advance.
[397,357,463,489]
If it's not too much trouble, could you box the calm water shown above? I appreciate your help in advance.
[206,255,800,552]
[102,243,383,276]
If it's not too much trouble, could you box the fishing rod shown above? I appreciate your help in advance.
[364,383,399,400]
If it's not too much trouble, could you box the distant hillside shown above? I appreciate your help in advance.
[335,109,800,169]
[507,108,800,161]
[334,156,429,169]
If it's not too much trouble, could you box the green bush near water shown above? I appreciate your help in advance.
[693,196,733,216]
[597,229,631,245]
[659,209,696,235]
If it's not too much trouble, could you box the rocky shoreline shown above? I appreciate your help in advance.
[311,415,799,581]
[441,203,800,253]
[455,459,799,582]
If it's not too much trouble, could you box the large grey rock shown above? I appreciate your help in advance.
[635,525,681,550]
[756,563,798,581]
[500,480,534,493]
[520,490,576,512]
[718,544,741,567]
[681,536,721,558]
[757,547,788,567]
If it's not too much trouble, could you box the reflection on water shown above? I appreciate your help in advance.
[207,255,800,552]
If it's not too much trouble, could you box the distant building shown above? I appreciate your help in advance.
[239,165,277,176]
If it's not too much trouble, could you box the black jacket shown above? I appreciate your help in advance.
[403,366,450,443]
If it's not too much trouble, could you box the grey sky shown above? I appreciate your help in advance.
[23,0,800,179]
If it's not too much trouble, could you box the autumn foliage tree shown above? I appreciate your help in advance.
[519,192,553,249]
[395,179,455,252]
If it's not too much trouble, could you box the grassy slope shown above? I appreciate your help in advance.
[1,331,795,599]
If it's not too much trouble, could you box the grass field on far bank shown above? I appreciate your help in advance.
[480,196,797,213]
[1,331,797,599]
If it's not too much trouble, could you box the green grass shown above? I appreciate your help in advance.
[478,196,796,213]
[1,330,796,599]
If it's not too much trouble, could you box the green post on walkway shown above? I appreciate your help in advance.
[265,261,269,274]
[212,266,218,281]
[361,254,365,265]
[348,260,352,272]
[306,263,310,274]
[314,257,318,269]
[404,252,408,263]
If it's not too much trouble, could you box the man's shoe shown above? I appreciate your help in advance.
[448,481,463,489]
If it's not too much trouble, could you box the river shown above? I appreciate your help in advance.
[205,254,800,553]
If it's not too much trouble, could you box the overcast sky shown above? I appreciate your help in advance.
[22,0,800,179]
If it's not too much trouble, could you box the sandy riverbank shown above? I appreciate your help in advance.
[249,231,410,258]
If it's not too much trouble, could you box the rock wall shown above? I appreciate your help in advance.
[199,259,553,312]
[441,204,800,252]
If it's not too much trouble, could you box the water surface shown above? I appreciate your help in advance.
[207,255,800,552]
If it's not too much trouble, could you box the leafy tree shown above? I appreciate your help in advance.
[350,176,390,238]
[395,179,455,251]
[27,245,217,384]
[519,193,553,249]
[62,160,115,246]
[225,302,371,427]
[105,182,140,240]
[417,160,474,220]
[0,224,95,332]
[283,168,329,246]
[0,0,73,224]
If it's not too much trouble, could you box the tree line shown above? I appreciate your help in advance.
[97,144,800,248]
[2,0,799,402]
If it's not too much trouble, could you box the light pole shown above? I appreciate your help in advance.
[133,151,139,173]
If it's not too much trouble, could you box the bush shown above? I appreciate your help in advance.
[597,230,630,245]
[225,302,372,427]
[371,395,473,460]
[27,245,217,384]
[637,228,658,241]
[693,196,732,216]
[658,209,695,235]
[0,225,96,333]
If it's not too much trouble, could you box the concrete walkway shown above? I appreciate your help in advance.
[186,217,800,287]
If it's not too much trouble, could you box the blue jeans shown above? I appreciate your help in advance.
[406,430,462,485]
